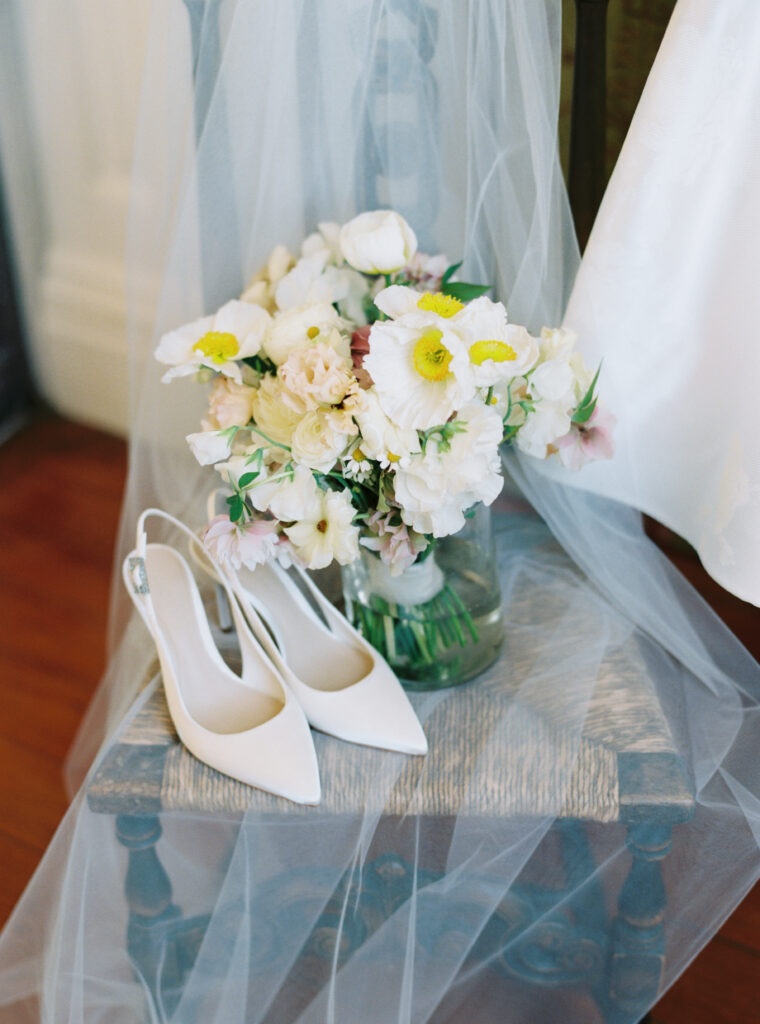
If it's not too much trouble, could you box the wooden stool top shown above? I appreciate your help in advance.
[87,592,694,825]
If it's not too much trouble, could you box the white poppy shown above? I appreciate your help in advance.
[364,315,475,430]
[156,300,271,383]
[285,489,360,569]
[339,210,417,274]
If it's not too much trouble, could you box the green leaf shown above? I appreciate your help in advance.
[237,471,259,489]
[571,396,598,425]
[227,495,245,523]
[443,281,491,303]
[441,260,463,286]
[576,362,602,412]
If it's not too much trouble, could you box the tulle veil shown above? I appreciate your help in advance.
[1,2,759,1022]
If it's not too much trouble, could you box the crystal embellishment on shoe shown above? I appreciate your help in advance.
[123,508,321,805]
[127,555,150,595]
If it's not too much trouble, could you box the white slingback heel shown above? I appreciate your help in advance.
[193,495,428,756]
[123,508,321,804]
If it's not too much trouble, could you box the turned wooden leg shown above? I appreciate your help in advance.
[609,824,671,1020]
[116,814,182,1013]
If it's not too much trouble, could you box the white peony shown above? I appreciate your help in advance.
[364,314,475,431]
[156,300,271,383]
[264,303,351,366]
[339,210,417,274]
[285,489,360,569]
[290,410,351,472]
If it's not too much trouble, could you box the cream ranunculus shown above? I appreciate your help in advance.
[264,303,351,366]
[290,409,351,472]
[249,375,303,448]
[201,376,257,431]
[339,210,417,275]
[284,489,360,569]
[364,313,475,430]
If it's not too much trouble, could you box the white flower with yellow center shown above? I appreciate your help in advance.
[285,489,360,569]
[364,313,475,431]
[375,288,538,387]
[155,300,271,383]
[263,303,351,366]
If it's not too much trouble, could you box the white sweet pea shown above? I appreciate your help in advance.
[156,300,271,383]
[529,359,576,407]
[339,210,417,274]
[264,303,351,365]
[248,463,322,522]
[515,403,573,459]
[186,428,236,466]
[285,489,360,569]
[393,403,503,537]
[354,389,420,466]
[538,326,577,364]
[364,313,475,431]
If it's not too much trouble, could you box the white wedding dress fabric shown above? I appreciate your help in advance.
[559,0,760,607]
[1,2,760,1023]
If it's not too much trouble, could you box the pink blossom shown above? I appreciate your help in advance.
[202,514,280,570]
[556,406,616,471]
[361,510,428,575]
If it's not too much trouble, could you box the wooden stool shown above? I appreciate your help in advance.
[88,577,692,1024]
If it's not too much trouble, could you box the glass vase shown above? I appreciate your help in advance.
[341,504,503,690]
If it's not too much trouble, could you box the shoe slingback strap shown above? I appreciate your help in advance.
[128,507,233,622]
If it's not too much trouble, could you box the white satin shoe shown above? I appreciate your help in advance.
[123,509,321,805]
[194,502,428,756]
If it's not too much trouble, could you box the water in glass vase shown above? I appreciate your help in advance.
[341,505,504,689]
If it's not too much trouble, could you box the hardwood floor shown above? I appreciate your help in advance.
[0,412,757,1022]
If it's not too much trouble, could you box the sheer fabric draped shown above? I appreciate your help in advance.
[0,3,759,1023]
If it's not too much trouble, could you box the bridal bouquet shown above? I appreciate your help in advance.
[156,210,613,683]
